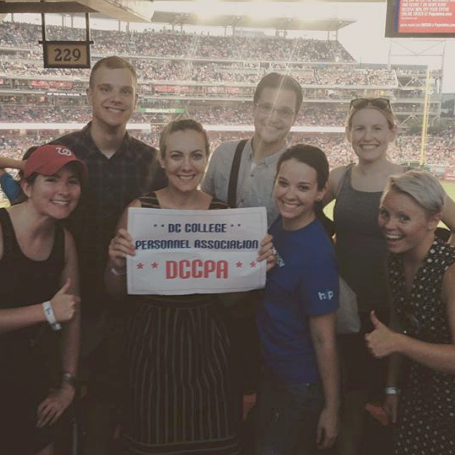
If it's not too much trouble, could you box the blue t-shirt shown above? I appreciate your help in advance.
[256,217,339,384]
[0,173,20,203]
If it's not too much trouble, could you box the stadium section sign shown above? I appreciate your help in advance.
[43,41,91,69]
[127,207,267,295]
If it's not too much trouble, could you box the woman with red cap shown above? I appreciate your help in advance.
[0,144,87,455]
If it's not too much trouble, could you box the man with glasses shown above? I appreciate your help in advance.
[202,72,303,227]
[201,73,303,453]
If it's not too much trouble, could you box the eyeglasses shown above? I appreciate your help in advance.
[254,102,295,120]
[349,98,392,112]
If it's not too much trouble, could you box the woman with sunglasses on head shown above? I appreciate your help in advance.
[0,145,85,455]
[105,119,274,455]
[323,98,455,455]
[366,170,455,455]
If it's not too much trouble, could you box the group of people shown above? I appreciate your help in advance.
[0,56,454,455]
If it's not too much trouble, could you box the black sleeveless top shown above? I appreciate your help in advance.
[333,166,388,313]
[0,208,65,383]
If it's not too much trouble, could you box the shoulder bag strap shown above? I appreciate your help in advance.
[227,139,247,208]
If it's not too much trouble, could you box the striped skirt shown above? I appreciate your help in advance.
[122,296,241,455]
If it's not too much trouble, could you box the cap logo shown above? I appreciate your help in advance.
[56,147,72,157]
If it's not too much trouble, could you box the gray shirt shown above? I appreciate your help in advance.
[202,138,287,227]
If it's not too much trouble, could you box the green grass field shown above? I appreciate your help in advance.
[443,181,455,201]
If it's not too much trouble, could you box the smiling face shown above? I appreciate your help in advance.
[87,66,138,131]
[274,158,326,231]
[159,129,208,194]
[22,165,82,220]
[253,87,297,149]
[379,189,440,257]
[347,107,396,164]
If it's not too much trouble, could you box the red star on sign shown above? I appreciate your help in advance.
[137,263,144,270]
[236,261,243,268]
[250,261,256,268]
[151,262,158,269]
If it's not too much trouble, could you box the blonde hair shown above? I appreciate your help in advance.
[346,100,397,131]
[382,170,445,217]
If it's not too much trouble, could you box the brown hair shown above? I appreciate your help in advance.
[254,72,303,114]
[89,56,137,88]
[159,119,210,159]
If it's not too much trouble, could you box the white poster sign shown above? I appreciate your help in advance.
[127,207,267,295]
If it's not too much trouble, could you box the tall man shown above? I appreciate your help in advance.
[52,56,166,454]
[202,72,303,226]
[201,73,303,451]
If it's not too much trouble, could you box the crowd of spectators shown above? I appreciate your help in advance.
[0,104,148,123]
[0,21,354,63]
[3,100,438,128]
[394,132,455,164]
[0,18,451,199]
[1,131,453,178]
[0,103,348,126]
[0,58,398,88]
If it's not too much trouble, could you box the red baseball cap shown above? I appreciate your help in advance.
[24,144,88,180]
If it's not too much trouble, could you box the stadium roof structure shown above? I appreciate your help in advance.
[150,11,354,32]
[0,1,154,22]
[0,1,385,25]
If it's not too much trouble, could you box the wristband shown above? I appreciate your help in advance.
[62,372,77,391]
[42,301,62,331]
[385,386,399,395]
[111,267,126,276]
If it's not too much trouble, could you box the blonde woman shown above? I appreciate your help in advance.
[323,98,455,454]
[367,170,455,455]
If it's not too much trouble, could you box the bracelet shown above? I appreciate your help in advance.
[62,372,77,391]
[385,386,400,395]
[111,267,126,276]
[42,301,62,331]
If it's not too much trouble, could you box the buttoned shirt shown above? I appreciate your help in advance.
[202,138,287,227]
[53,123,166,315]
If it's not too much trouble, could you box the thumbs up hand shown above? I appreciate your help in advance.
[50,278,80,323]
[365,310,398,359]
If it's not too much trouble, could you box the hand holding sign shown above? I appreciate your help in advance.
[258,233,276,271]
[109,228,135,274]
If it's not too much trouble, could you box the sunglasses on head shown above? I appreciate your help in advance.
[349,98,392,112]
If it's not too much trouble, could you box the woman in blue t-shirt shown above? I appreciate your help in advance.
[256,144,340,455]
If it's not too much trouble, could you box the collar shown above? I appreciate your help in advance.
[83,122,134,159]
[247,137,288,165]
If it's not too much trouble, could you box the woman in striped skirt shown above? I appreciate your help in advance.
[105,119,274,455]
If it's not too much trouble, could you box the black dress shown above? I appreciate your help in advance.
[122,193,241,455]
[0,208,65,454]
[388,238,455,455]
